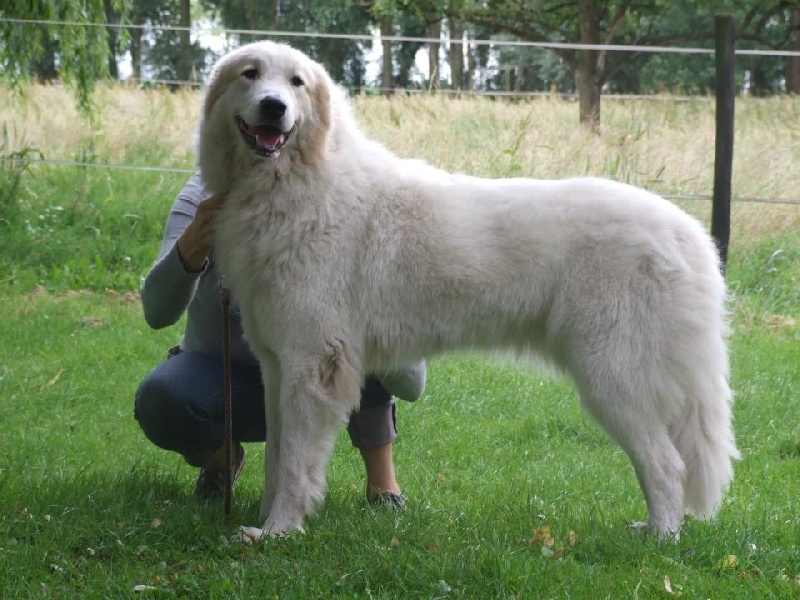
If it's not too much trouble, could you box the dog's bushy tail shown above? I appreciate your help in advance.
[671,342,739,520]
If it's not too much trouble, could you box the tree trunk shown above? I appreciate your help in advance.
[178,0,191,81]
[575,67,601,127]
[380,18,393,96]
[31,29,58,82]
[427,19,442,91]
[107,24,119,79]
[577,0,601,127]
[130,27,142,81]
[448,17,465,90]
[104,0,119,79]
[787,8,800,94]
[466,36,475,91]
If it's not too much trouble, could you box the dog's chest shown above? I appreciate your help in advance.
[214,191,347,304]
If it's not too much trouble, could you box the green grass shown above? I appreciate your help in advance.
[1,89,799,597]
[0,160,187,292]
[1,239,799,597]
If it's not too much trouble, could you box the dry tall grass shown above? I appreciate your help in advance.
[2,82,798,243]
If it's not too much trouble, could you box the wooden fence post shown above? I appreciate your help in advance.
[712,15,736,276]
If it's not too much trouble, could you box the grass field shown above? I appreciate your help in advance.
[0,83,799,598]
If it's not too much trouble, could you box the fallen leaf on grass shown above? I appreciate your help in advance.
[390,536,400,548]
[764,314,798,331]
[427,541,440,552]
[434,580,452,595]
[437,473,446,484]
[151,517,163,528]
[528,526,554,547]
[717,554,738,570]
[568,530,578,546]
[78,316,105,328]
[41,368,64,390]
[664,575,683,596]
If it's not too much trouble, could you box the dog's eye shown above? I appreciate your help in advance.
[242,68,259,80]
[290,75,305,87]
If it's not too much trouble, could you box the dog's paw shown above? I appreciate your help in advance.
[237,526,265,545]
[628,520,649,535]
[628,520,681,542]
[237,520,305,544]
[262,518,305,538]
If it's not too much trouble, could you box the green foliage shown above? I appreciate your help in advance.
[728,235,800,317]
[129,0,210,84]
[0,150,185,292]
[0,0,130,113]
[204,0,375,87]
[0,125,43,227]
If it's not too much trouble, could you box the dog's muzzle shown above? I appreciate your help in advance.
[236,115,295,158]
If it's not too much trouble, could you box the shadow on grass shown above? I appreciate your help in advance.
[1,462,260,552]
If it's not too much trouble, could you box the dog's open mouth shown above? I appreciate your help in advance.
[236,116,294,157]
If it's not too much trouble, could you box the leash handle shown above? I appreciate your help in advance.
[220,282,234,518]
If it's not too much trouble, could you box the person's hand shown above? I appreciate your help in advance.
[176,194,226,272]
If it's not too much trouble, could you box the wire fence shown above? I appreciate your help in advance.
[3,155,799,207]
[2,17,799,207]
[4,16,800,94]
[5,17,800,56]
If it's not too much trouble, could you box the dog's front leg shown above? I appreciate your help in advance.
[257,353,281,522]
[260,342,362,538]
[238,348,281,544]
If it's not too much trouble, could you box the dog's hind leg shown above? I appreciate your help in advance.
[575,370,687,539]
[260,339,363,537]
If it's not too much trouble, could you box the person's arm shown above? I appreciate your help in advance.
[140,176,224,329]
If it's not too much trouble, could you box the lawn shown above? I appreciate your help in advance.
[0,85,798,598]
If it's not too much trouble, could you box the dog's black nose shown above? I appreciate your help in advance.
[260,96,287,120]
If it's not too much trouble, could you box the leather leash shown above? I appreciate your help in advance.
[220,281,234,518]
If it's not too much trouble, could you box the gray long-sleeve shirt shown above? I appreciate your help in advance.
[140,173,426,400]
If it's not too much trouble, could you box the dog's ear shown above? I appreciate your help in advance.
[203,56,241,121]
[301,60,333,163]
[311,63,333,136]
[311,63,332,136]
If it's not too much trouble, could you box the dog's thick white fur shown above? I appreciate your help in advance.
[198,41,739,540]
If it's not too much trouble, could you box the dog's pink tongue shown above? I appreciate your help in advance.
[253,125,284,147]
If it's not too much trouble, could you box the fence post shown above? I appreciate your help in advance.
[712,15,736,276]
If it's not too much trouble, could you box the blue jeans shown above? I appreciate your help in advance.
[134,349,397,461]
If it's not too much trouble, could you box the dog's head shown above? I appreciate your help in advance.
[197,41,334,193]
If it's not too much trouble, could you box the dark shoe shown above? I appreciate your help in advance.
[194,443,246,498]
[373,491,407,509]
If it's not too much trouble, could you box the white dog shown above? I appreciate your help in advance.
[198,41,739,540]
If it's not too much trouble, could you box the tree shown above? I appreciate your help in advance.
[0,0,129,112]
[788,8,800,93]
[178,0,192,82]
[383,0,800,126]
[203,0,373,88]
[123,0,208,85]
[453,0,719,126]
[372,1,434,92]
